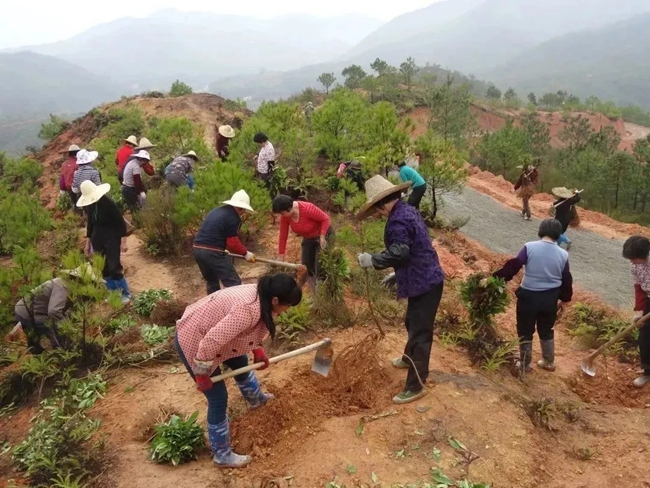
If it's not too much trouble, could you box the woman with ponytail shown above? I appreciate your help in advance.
[175,270,306,468]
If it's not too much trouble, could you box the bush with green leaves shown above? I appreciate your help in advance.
[133,289,173,316]
[141,324,173,347]
[276,299,311,344]
[0,183,52,254]
[1,157,43,188]
[38,114,70,142]
[169,80,193,97]
[150,411,205,466]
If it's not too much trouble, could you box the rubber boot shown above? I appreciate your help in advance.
[207,419,252,468]
[114,277,132,304]
[516,342,533,373]
[537,339,556,371]
[236,371,274,410]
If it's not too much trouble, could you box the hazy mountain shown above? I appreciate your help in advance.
[487,13,650,108]
[0,51,122,120]
[8,10,383,90]
[346,0,650,75]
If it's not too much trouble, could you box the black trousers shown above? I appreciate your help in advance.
[17,316,66,354]
[92,231,124,280]
[301,227,335,278]
[121,185,140,212]
[193,248,242,295]
[641,297,650,373]
[515,287,560,342]
[402,282,444,392]
[407,184,426,210]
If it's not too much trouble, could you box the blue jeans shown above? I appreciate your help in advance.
[174,333,248,424]
[557,234,570,246]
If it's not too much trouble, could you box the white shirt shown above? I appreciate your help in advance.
[257,142,275,174]
[122,159,142,188]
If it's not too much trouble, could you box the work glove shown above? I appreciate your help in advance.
[357,252,374,269]
[253,348,270,370]
[634,310,644,322]
[195,375,213,392]
[193,358,213,376]
[59,190,66,196]
[320,236,328,250]
[244,251,256,263]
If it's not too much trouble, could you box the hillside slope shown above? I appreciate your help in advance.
[12,11,383,89]
[0,51,123,120]
[487,12,650,108]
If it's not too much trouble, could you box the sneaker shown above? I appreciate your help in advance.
[537,359,556,372]
[565,241,572,252]
[391,358,410,370]
[121,295,132,305]
[392,390,427,404]
[633,375,650,388]
[524,216,532,221]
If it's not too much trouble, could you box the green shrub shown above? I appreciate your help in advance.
[150,411,205,466]
[38,114,70,141]
[276,299,311,344]
[169,80,193,97]
[133,289,173,317]
[1,157,43,187]
[0,185,52,254]
[138,187,186,256]
[141,324,173,347]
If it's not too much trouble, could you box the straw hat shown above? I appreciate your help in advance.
[222,190,255,213]
[76,180,111,207]
[124,135,138,145]
[63,144,81,154]
[182,150,199,160]
[551,187,575,199]
[63,263,105,283]
[357,175,412,220]
[135,137,156,150]
[218,125,236,138]
[133,149,151,161]
[76,149,99,165]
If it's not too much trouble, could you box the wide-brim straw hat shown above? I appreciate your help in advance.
[357,175,412,220]
[551,187,574,199]
[63,263,105,283]
[76,149,99,165]
[62,144,80,154]
[222,189,255,213]
[76,180,111,207]
[135,137,156,150]
[182,150,199,160]
[124,135,138,145]
[218,125,236,138]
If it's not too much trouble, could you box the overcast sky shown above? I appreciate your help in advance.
[0,0,439,49]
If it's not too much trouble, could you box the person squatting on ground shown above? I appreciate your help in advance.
[552,187,581,251]
[121,150,152,212]
[513,162,538,221]
[356,176,445,404]
[165,150,198,189]
[14,264,102,354]
[59,144,81,209]
[253,132,275,188]
[622,235,650,388]
[115,135,138,175]
[174,272,305,467]
[76,180,132,303]
[493,218,573,373]
[215,125,235,161]
[397,160,427,210]
[71,149,102,195]
[193,190,257,295]
[273,195,334,288]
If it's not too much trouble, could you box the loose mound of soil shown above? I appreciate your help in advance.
[568,369,649,408]
[150,299,188,326]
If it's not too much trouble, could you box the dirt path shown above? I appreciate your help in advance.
[439,187,632,309]
[624,122,650,142]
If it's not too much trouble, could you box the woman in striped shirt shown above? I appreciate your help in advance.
[273,195,333,280]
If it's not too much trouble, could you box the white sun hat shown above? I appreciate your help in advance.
[76,180,111,207]
[133,149,151,161]
[125,135,138,145]
[222,189,255,213]
[218,125,236,138]
[76,149,99,165]
[356,175,411,220]
[63,263,105,283]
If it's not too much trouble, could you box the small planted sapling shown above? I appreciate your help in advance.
[150,411,205,466]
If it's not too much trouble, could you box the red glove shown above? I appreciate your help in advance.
[196,375,213,392]
[253,348,270,370]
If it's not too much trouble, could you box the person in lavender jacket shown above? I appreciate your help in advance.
[356,176,445,405]
[493,218,573,374]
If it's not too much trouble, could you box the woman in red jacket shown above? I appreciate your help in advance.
[273,195,333,280]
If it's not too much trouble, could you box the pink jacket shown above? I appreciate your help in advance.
[176,285,267,373]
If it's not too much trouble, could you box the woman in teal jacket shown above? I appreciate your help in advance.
[398,161,426,210]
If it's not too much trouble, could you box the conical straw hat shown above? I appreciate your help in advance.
[356,175,411,220]
[551,187,574,199]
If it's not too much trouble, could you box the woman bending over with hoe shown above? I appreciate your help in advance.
[622,235,650,388]
[356,176,445,405]
[175,270,306,467]
[493,218,573,374]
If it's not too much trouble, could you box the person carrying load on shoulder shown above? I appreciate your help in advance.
[193,190,257,295]
[551,187,582,251]
[397,160,427,210]
[356,176,445,405]
[175,270,306,468]
[165,150,198,190]
[493,218,573,375]
[513,160,538,221]
[622,235,650,388]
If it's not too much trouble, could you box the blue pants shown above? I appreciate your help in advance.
[557,234,570,246]
[174,334,248,424]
